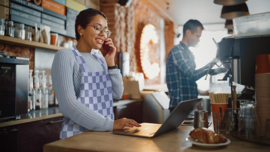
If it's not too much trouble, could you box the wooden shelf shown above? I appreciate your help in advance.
[0,35,65,51]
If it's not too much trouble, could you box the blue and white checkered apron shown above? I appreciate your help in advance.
[60,47,114,139]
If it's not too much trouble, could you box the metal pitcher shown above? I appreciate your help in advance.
[194,110,209,128]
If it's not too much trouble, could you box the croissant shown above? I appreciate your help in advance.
[189,128,227,144]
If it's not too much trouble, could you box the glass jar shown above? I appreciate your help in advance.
[14,23,25,40]
[0,18,5,36]
[5,21,14,37]
[25,26,32,41]
[238,100,256,138]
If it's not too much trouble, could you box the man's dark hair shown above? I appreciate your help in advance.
[75,8,107,41]
[183,19,204,37]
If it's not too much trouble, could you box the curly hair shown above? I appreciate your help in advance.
[75,8,107,41]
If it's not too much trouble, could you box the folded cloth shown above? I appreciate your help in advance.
[208,68,228,75]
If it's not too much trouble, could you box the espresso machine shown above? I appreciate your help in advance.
[216,35,270,144]
[217,36,270,87]
[0,53,29,120]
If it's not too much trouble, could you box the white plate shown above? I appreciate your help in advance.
[186,137,231,148]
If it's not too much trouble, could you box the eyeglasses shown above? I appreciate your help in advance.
[87,24,112,37]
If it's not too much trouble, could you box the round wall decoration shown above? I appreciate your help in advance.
[140,24,160,79]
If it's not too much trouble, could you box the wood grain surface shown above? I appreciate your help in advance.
[0,35,65,51]
[0,100,142,128]
[0,113,63,128]
[43,125,270,152]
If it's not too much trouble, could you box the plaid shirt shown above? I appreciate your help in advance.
[166,42,209,108]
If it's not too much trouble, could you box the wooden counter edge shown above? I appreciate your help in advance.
[0,113,63,128]
[0,99,142,128]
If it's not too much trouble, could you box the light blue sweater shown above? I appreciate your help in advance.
[51,48,123,131]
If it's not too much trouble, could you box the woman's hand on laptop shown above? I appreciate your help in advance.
[113,117,141,130]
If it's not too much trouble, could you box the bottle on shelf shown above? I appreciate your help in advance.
[14,23,25,40]
[43,75,47,90]
[45,90,48,108]
[5,21,14,37]
[28,96,32,112]
[41,72,48,109]
[32,89,36,110]
[25,25,32,41]
[0,18,5,36]
[36,89,42,110]
[29,69,33,92]
[55,96,59,106]
[34,70,39,91]
[41,89,48,108]
[48,75,55,107]
[39,74,43,89]
[40,70,46,87]
[28,69,33,111]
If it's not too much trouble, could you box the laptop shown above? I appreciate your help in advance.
[113,98,201,138]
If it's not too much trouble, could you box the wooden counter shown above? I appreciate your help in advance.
[0,107,63,128]
[0,99,142,128]
[43,125,270,152]
[0,113,63,128]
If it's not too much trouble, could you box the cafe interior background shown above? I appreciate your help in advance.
[0,0,270,151]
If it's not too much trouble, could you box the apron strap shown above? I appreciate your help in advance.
[92,53,107,71]
[71,47,107,72]
[71,46,89,72]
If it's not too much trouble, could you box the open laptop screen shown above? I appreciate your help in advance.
[154,98,201,137]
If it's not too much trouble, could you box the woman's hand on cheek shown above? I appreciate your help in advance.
[102,38,117,66]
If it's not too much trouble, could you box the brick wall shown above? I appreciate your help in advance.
[100,0,117,40]
[165,20,175,59]
[0,43,35,70]
[100,0,118,64]
[0,0,175,85]
[100,0,175,85]
[0,34,77,72]
[133,0,162,85]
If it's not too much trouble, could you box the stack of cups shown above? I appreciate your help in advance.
[255,54,270,137]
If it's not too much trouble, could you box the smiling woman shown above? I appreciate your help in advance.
[51,8,140,140]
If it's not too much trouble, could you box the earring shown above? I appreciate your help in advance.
[80,33,82,36]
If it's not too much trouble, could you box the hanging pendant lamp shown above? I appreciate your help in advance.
[225,20,233,29]
[214,0,247,6]
[221,3,249,19]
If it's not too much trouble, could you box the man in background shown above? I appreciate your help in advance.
[166,19,226,112]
